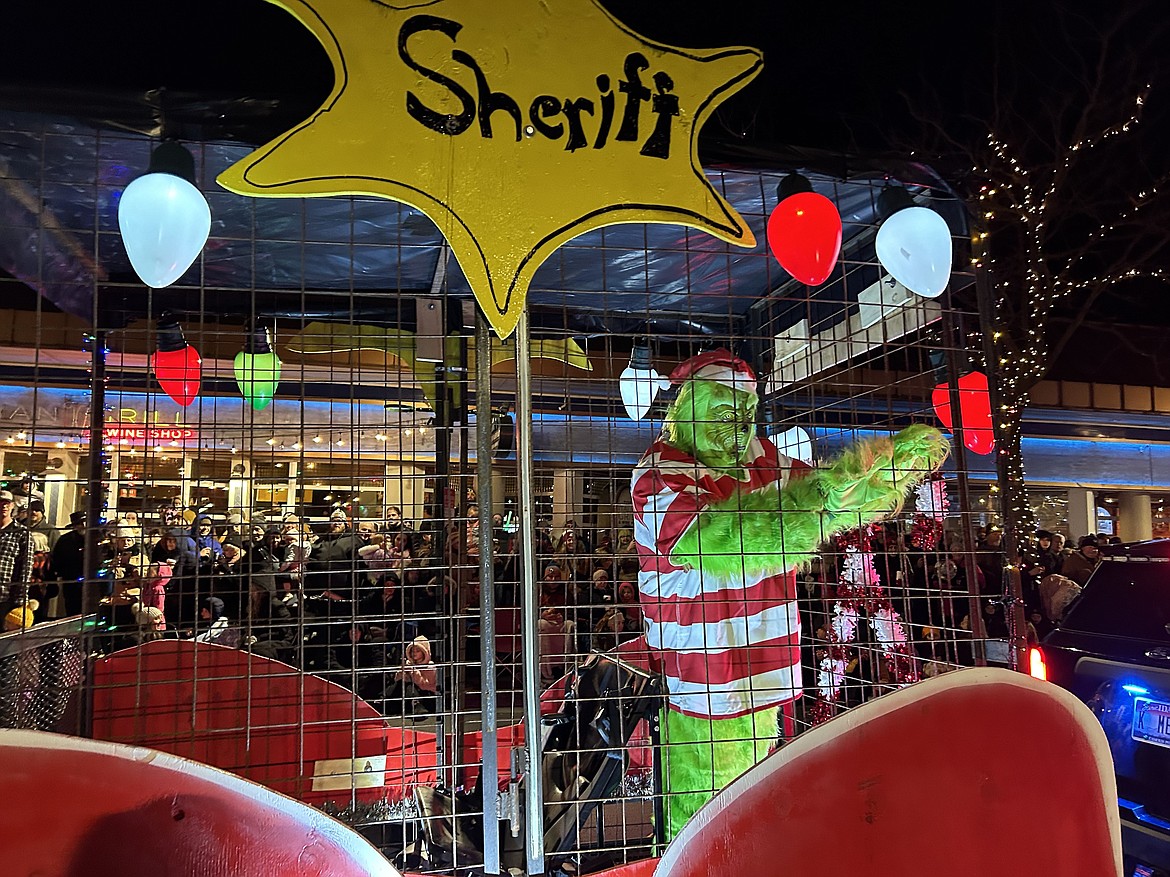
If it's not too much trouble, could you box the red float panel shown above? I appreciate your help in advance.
[0,730,399,877]
[657,668,1122,877]
[91,641,390,805]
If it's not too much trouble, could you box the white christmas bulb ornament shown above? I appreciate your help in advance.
[619,345,671,420]
[875,188,952,299]
[118,142,211,289]
[776,426,813,464]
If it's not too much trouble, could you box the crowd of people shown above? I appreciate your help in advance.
[791,521,1114,697]
[980,526,1109,641]
[532,523,644,687]
[0,493,448,717]
[0,488,650,717]
[0,477,1122,721]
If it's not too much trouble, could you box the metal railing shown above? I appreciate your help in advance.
[0,615,87,734]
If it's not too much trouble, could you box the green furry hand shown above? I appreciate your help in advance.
[789,423,950,534]
[889,423,950,485]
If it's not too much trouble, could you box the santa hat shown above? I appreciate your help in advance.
[669,349,758,396]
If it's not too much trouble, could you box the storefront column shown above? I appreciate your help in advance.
[180,455,194,508]
[1118,492,1153,542]
[1065,487,1097,541]
[228,460,250,516]
[45,453,80,527]
[386,464,425,523]
[552,469,583,529]
[284,460,299,516]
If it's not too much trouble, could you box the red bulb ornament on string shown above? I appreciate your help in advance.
[766,175,842,286]
[152,316,202,407]
[932,371,994,455]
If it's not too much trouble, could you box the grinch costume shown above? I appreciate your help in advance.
[631,350,949,838]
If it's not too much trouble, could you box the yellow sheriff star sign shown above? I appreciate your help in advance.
[218,0,763,338]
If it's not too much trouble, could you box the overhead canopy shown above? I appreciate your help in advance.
[0,107,969,342]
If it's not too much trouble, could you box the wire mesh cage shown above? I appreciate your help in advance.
[0,114,1018,875]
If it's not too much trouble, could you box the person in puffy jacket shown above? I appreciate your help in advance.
[1060,536,1101,587]
[153,527,199,630]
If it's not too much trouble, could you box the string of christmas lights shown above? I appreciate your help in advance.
[967,80,1170,548]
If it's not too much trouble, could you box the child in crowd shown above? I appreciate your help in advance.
[195,596,239,647]
[131,604,166,643]
[393,636,438,718]
[142,562,170,626]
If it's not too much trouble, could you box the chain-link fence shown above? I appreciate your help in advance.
[0,617,86,733]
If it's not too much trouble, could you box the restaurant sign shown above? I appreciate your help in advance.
[100,424,199,444]
[218,0,763,338]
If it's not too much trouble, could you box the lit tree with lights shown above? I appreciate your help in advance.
[922,5,1170,554]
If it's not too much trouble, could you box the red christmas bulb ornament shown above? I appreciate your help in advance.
[932,371,995,455]
[766,175,842,286]
[152,315,202,407]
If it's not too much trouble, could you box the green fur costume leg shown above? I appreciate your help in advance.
[662,707,778,840]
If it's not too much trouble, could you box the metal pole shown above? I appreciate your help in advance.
[79,328,106,737]
[452,334,470,776]
[475,312,500,875]
[82,330,106,615]
[514,307,545,875]
[433,359,452,779]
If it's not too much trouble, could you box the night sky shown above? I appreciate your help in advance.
[2,1,1162,151]
[0,1,1016,149]
[2,0,1168,375]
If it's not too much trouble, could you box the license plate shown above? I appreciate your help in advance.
[1132,697,1170,749]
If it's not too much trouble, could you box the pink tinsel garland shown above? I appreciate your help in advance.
[809,477,948,725]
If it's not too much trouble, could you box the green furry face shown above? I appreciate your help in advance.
[665,379,758,469]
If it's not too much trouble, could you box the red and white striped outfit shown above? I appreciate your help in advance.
[632,435,810,719]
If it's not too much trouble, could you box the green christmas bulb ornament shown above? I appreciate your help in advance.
[234,324,282,410]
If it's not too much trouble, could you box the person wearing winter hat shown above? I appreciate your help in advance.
[195,596,239,647]
[51,511,87,615]
[632,348,949,838]
[201,596,225,624]
[109,519,150,580]
[190,514,223,572]
[1061,536,1101,587]
[4,599,39,632]
[131,603,165,643]
[308,509,365,597]
[24,499,59,552]
[392,635,438,719]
